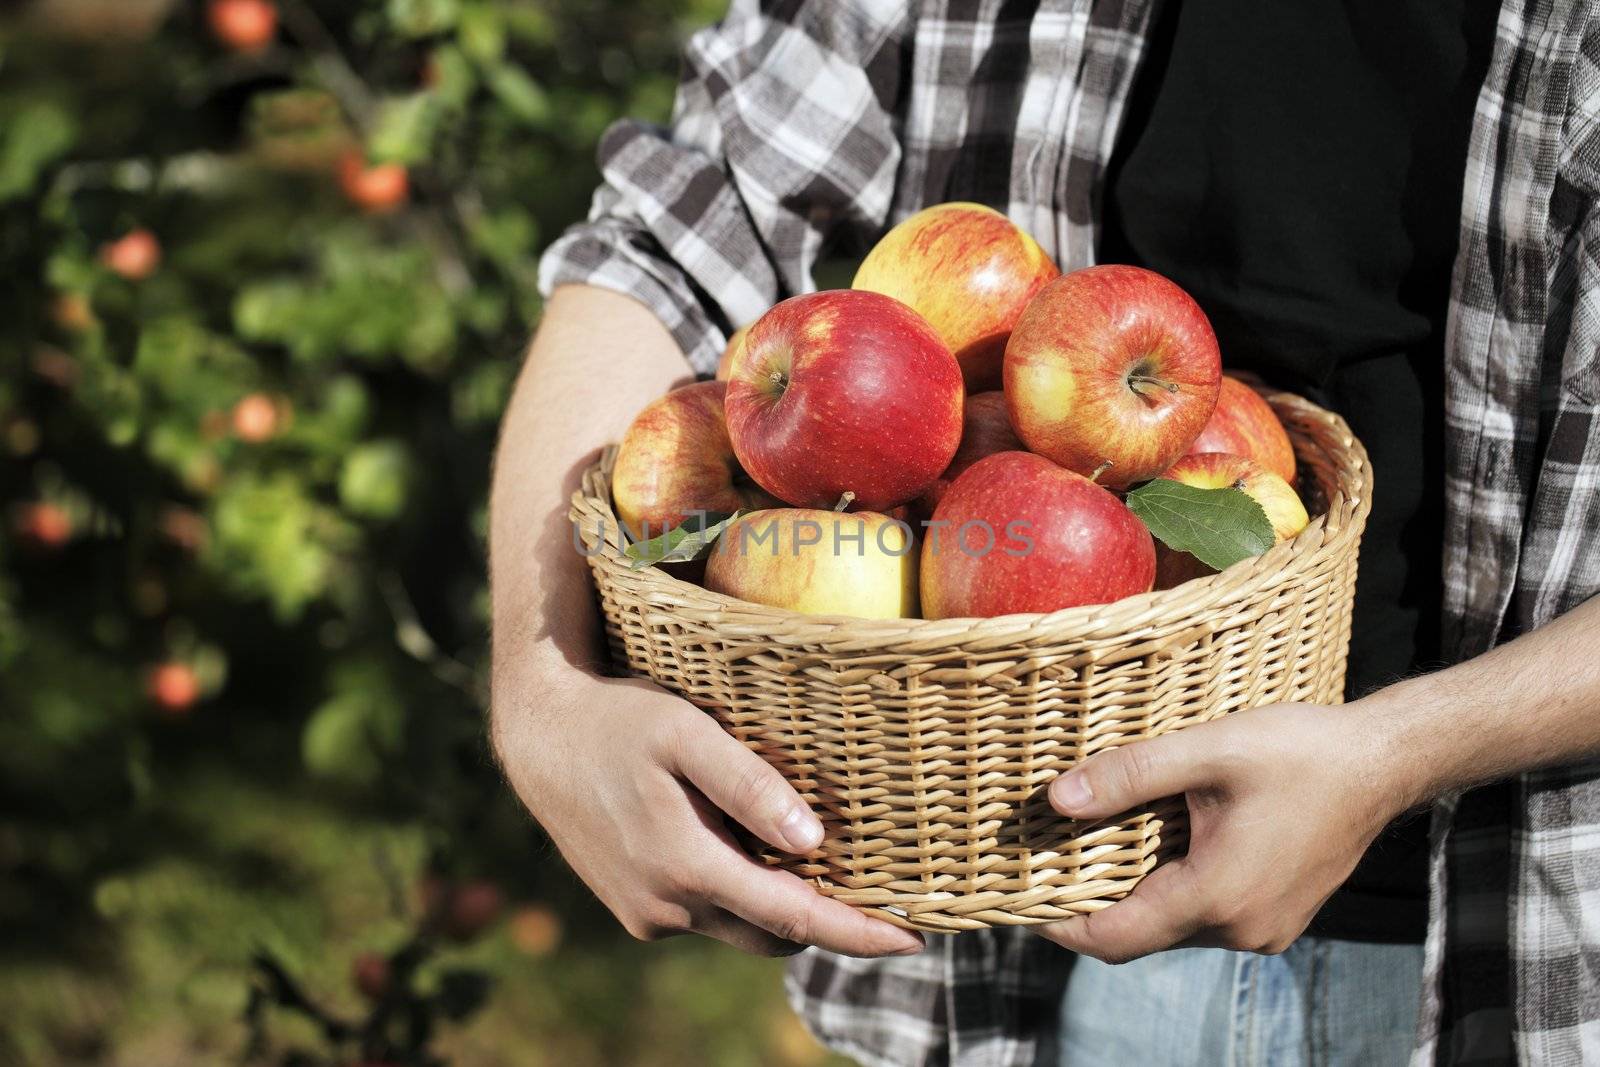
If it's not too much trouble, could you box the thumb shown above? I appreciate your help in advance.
[1049,730,1213,820]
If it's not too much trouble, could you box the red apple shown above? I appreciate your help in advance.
[715,324,749,382]
[1004,265,1221,489]
[443,879,504,941]
[338,151,408,214]
[147,662,201,715]
[725,290,963,511]
[1154,452,1310,588]
[1184,375,1296,483]
[920,451,1155,619]
[15,502,72,548]
[612,380,775,536]
[705,508,918,618]
[231,392,281,443]
[352,952,391,1001]
[916,391,1021,516]
[853,203,1059,391]
[208,0,277,53]
[100,229,161,281]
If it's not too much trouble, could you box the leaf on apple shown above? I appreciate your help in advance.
[622,511,741,570]
[1125,480,1276,572]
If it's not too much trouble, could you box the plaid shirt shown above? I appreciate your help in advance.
[539,1,1600,1063]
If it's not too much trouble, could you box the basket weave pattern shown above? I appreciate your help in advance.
[570,391,1371,932]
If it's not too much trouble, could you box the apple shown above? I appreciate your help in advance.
[208,0,277,53]
[338,151,409,214]
[15,502,72,548]
[715,324,750,382]
[100,229,161,280]
[1004,265,1221,489]
[853,203,1059,391]
[147,662,201,715]
[1154,452,1310,588]
[1185,375,1297,483]
[443,879,504,941]
[352,952,391,1001]
[612,380,775,536]
[704,509,918,618]
[508,904,563,957]
[920,451,1155,619]
[231,392,281,443]
[916,391,1021,516]
[725,290,963,511]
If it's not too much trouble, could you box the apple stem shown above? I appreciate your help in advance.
[1128,374,1179,396]
[1089,460,1114,484]
[833,491,856,512]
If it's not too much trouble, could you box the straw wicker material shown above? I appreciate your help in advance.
[570,390,1371,933]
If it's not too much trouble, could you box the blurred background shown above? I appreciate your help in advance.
[0,1,846,1064]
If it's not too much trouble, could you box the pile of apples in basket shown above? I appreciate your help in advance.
[612,202,1310,620]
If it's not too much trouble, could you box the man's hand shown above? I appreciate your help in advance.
[495,668,925,958]
[1034,702,1412,963]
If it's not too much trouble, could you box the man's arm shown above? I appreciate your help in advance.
[1035,594,1600,963]
[489,284,922,958]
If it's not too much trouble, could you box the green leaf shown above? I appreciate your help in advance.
[484,64,550,126]
[1125,479,1276,571]
[0,100,78,202]
[386,0,460,36]
[622,512,740,570]
[369,92,442,166]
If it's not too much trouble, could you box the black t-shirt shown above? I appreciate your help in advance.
[1100,0,1497,943]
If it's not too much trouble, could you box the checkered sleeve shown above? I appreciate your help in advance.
[538,0,914,375]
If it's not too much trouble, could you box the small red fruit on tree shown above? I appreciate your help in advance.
[231,393,280,443]
[443,880,504,941]
[208,0,278,54]
[147,662,201,715]
[351,952,391,1001]
[338,151,409,215]
[99,229,161,281]
[508,904,563,957]
[16,502,72,549]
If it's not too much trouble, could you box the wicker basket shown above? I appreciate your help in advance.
[570,389,1371,933]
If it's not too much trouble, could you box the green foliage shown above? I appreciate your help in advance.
[0,1,842,1064]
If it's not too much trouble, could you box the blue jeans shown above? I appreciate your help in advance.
[1058,939,1424,1066]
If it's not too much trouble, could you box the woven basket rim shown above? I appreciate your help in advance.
[571,387,1373,651]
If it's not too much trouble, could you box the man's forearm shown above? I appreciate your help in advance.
[1370,595,1600,807]
[488,285,693,731]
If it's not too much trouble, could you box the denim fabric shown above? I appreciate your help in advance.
[1058,939,1424,1066]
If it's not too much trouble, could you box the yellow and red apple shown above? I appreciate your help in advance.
[714,324,750,382]
[1154,452,1310,588]
[853,203,1059,391]
[920,451,1156,619]
[916,391,1021,516]
[724,290,963,512]
[612,380,774,535]
[1185,375,1297,483]
[705,509,918,619]
[1004,265,1222,489]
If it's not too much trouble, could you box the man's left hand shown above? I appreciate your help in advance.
[1034,702,1416,963]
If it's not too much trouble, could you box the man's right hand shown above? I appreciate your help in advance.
[494,664,926,958]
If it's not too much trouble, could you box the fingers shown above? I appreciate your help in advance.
[657,710,824,856]
[1049,729,1218,820]
[700,855,926,958]
[1032,860,1204,964]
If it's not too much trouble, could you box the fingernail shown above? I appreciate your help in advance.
[780,807,824,852]
[892,939,925,956]
[1054,772,1093,813]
